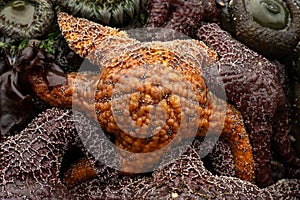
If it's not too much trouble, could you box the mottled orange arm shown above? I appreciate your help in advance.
[57,12,137,67]
[63,157,97,188]
[28,70,99,120]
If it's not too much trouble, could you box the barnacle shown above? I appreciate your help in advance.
[0,0,55,39]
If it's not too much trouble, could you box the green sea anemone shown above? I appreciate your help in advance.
[54,0,143,26]
[0,0,55,39]
[220,0,300,58]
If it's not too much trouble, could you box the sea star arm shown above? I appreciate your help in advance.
[209,138,236,177]
[200,93,255,182]
[146,0,220,36]
[0,108,77,198]
[62,157,97,188]
[29,69,99,120]
[197,22,300,187]
[69,145,299,199]
[57,12,137,67]
[146,0,171,27]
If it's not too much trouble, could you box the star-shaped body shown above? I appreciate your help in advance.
[28,12,255,182]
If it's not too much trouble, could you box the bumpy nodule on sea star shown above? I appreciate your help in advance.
[27,12,255,182]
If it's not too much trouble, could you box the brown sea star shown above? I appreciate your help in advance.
[27,12,255,182]
[197,23,300,187]
[1,108,299,199]
[0,108,78,199]
[145,0,300,59]
[0,107,118,199]
[70,144,300,199]
[145,0,220,36]
[144,0,300,187]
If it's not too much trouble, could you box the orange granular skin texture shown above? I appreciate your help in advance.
[63,157,97,188]
[28,12,255,183]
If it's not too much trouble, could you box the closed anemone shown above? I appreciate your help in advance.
[249,0,289,30]
[56,0,142,26]
[220,0,300,58]
[0,0,55,39]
